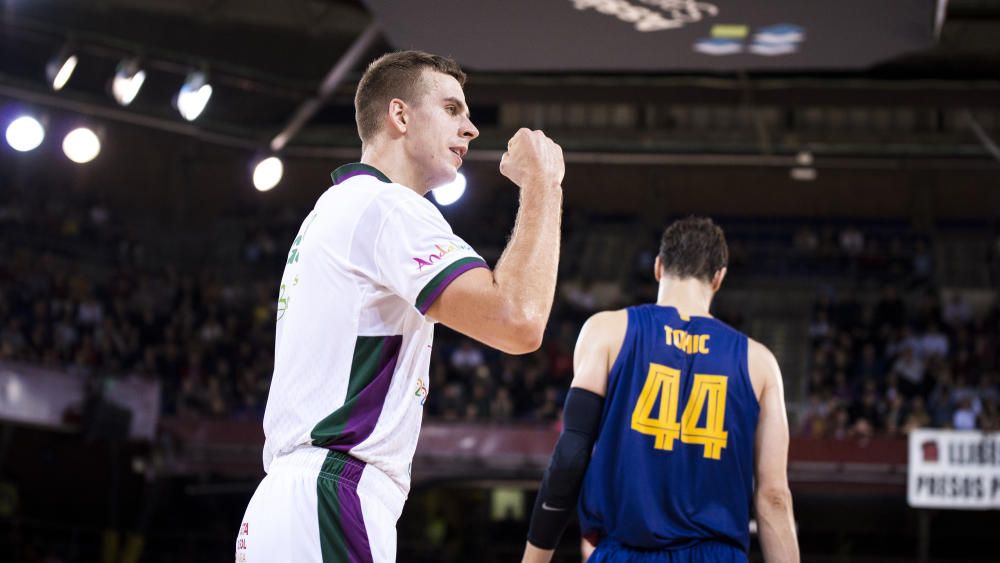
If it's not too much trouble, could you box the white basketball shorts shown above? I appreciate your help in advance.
[236,447,405,563]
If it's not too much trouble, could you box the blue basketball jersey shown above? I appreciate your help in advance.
[578,304,760,552]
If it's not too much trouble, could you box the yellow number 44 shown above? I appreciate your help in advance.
[630,362,729,460]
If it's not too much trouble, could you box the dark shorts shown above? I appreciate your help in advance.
[588,539,748,563]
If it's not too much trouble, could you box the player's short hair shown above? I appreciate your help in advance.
[658,216,729,283]
[355,50,466,146]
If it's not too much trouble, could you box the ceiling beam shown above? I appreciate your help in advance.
[269,23,379,152]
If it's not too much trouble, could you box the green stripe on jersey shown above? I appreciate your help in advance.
[330,162,391,185]
[310,336,384,446]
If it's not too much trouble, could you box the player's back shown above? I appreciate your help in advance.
[579,304,759,553]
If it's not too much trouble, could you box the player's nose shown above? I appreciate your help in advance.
[460,116,479,141]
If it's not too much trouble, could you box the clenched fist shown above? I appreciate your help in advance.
[499,128,565,192]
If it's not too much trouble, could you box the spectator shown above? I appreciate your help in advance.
[902,397,932,433]
[831,406,851,440]
[950,375,982,416]
[952,398,978,430]
[979,399,1000,431]
[927,373,955,427]
[942,293,973,327]
[883,395,906,436]
[911,239,934,287]
[855,343,882,380]
[832,371,853,403]
[77,291,103,326]
[918,322,949,360]
[839,225,865,257]
[563,279,599,314]
[797,393,826,437]
[490,387,514,421]
[891,348,925,397]
[976,373,999,406]
[850,380,882,430]
[450,340,486,375]
[808,310,832,341]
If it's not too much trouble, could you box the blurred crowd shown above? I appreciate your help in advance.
[1,192,998,435]
[802,285,1000,438]
[0,191,584,423]
[0,251,277,419]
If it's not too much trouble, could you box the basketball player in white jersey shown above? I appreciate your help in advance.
[236,51,565,562]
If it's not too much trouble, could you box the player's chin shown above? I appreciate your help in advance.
[430,170,457,190]
[442,162,460,180]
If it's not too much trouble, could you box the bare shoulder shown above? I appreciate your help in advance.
[582,308,629,334]
[747,338,781,401]
[747,338,779,371]
[579,309,628,354]
[572,309,629,396]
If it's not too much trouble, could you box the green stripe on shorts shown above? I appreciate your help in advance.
[317,451,348,562]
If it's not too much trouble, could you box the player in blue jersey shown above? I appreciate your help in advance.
[522,217,799,563]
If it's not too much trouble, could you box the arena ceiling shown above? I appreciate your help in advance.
[1,0,999,165]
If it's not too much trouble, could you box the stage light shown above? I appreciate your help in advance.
[111,58,146,106]
[432,172,466,206]
[253,156,283,192]
[5,115,45,152]
[46,47,78,91]
[62,127,101,164]
[176,70,212,121]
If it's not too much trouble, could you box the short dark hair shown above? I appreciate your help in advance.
[355,50,466,146]
[658,216,729,283]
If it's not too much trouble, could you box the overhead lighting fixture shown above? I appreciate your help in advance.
[5,115,45,152]
[432,172,466,206]
[46,46,78,91]
[62,127,101,164]
[175,70,212,121]
[252,156,283,192]
[111,58,146,106]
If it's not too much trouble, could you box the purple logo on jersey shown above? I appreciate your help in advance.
[413,243,471,270]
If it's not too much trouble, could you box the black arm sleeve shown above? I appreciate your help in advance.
[526,387,604,550]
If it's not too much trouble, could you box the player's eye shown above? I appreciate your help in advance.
[446,105,457,115]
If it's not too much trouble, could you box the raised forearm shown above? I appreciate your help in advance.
[492,185,563,338]
[427,128,564,354]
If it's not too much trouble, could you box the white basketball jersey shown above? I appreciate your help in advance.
[261,163,487,498]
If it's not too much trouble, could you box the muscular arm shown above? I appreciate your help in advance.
[427,129,563,354]
[522,311,627,563]
[749,340,800,563]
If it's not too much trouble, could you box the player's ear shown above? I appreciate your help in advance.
[712,267,727,291]
[388,98,408,135]
[654,255,663,282]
